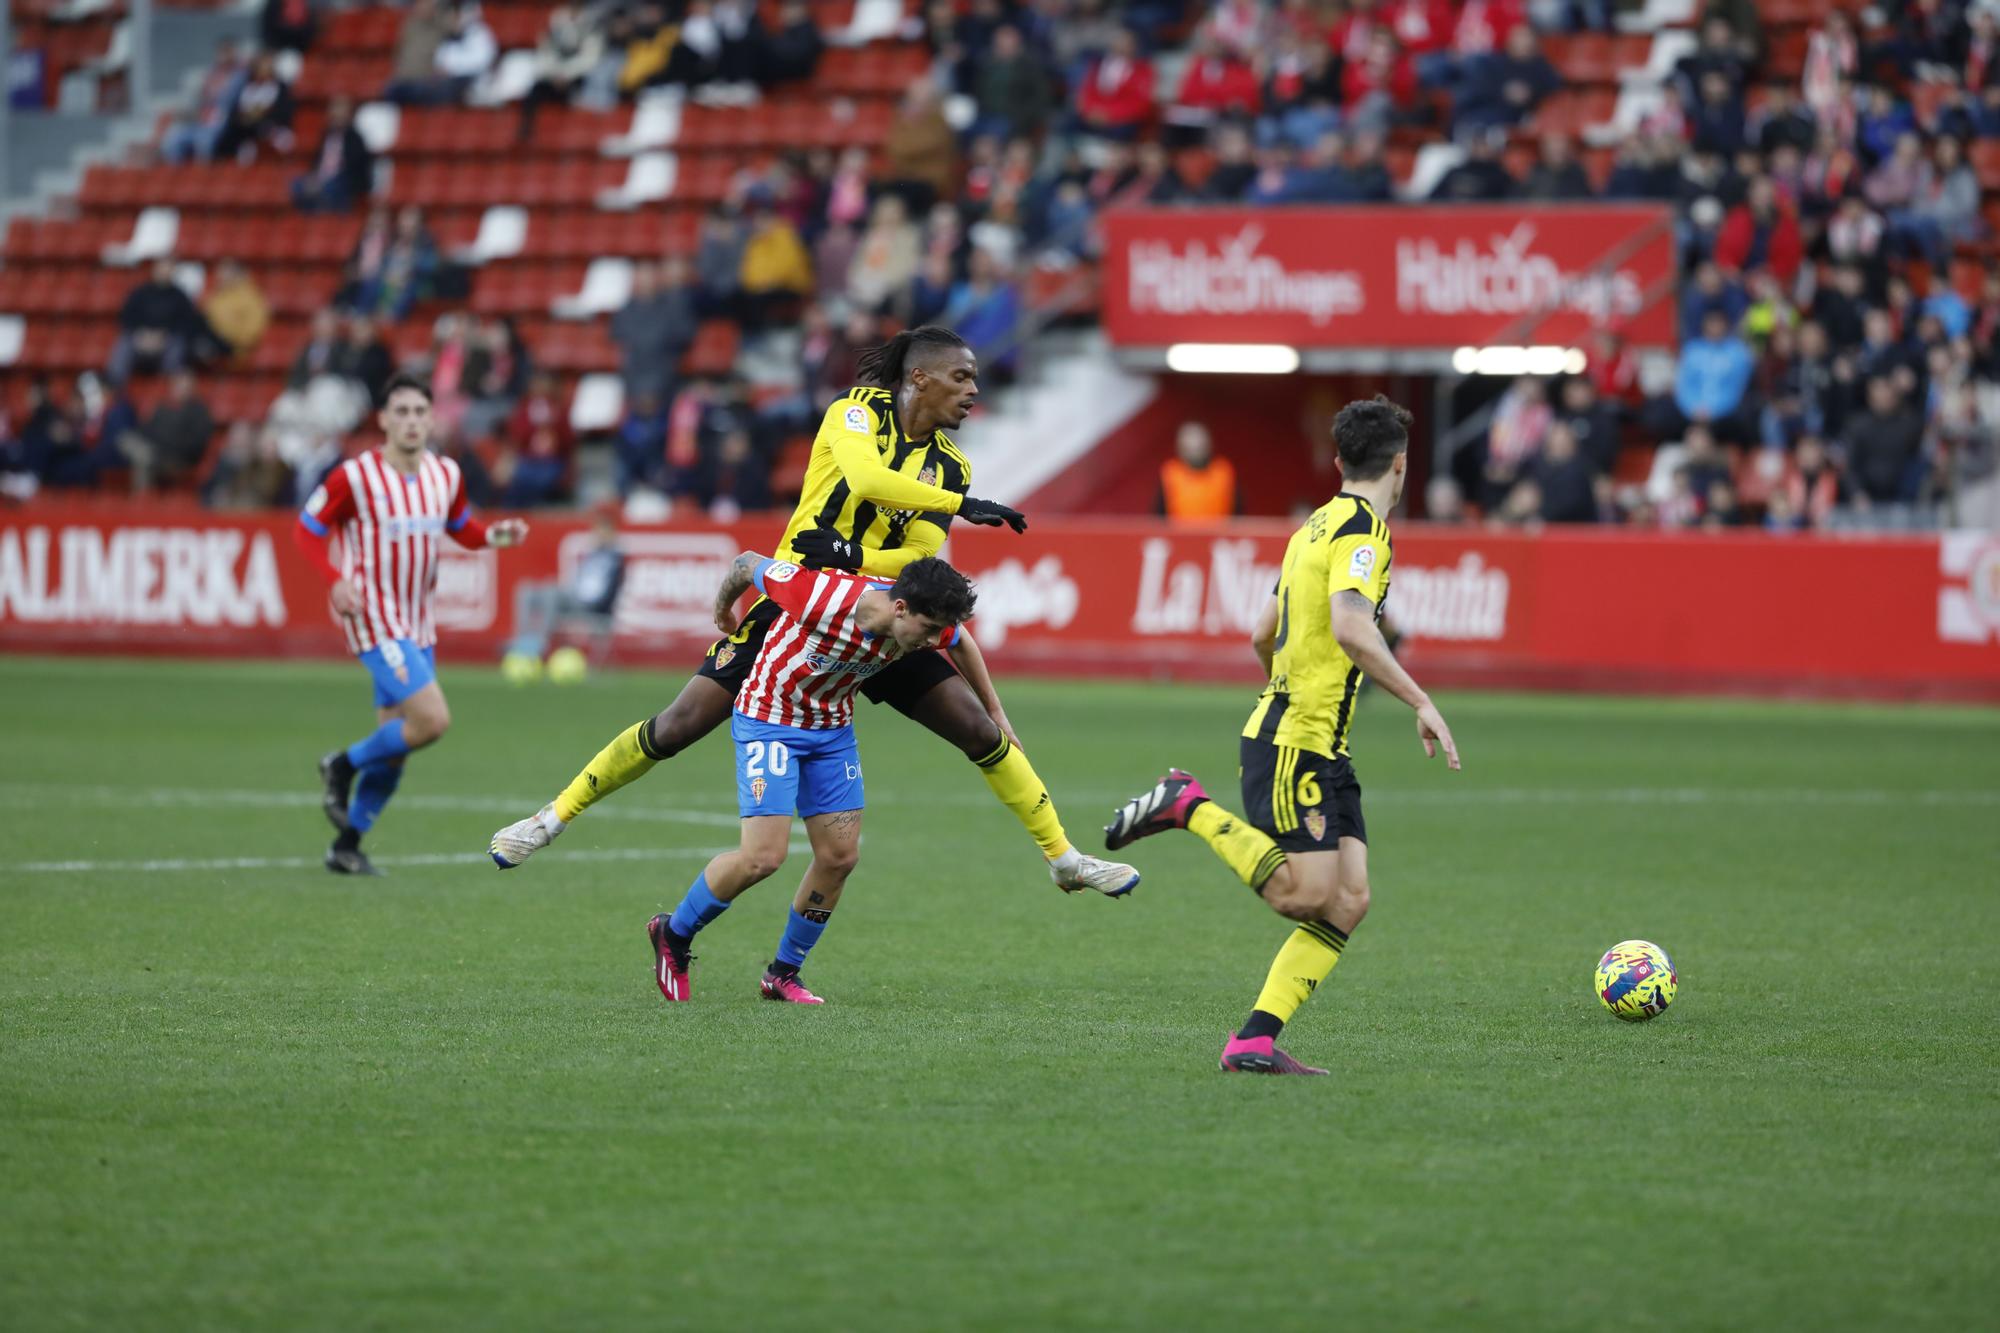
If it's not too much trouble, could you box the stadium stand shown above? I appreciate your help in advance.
[2,0,1997,529]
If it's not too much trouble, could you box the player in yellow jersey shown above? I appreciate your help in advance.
[490,326,1142,896]
[1104,396,1460,1074]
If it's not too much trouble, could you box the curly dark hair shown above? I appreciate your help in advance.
[889,556,977,626]
[1333,394,1413,481]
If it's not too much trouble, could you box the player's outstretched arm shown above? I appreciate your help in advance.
[713,551,765,634]
[945,631,1022,751]
[1329,590,1461,771]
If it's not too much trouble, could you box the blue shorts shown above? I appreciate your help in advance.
[358,639,437,708]
[731,714,864,819]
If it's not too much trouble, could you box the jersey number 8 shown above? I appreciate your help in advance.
[745,740,791,779]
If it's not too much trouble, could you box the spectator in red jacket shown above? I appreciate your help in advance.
[499,372,574,507]
[1074,26,1155,141]
[1163,27,1261,146]
[1715,174,1803,286]
[1342,30,1418,134]
[1385,0,1453,59]
[1330,0,1388,64]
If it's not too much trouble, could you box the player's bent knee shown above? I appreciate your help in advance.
[1260,866,1317,922]
[815,849,860,879]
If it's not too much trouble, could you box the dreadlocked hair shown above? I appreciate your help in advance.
[853,325,968,388]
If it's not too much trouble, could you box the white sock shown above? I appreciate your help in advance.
[1048,846,1081,873]
[538,805,567,836]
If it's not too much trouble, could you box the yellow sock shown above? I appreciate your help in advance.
[971,735,1071,860]
[1251,920,1349,1026]
[1187,801,1288,891]
[552,718,663,823]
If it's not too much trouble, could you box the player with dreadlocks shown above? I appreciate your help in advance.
[489,325,1142,899]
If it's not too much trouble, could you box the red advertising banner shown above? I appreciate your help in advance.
[3,505,1999,700]
[1101,205,1679,350]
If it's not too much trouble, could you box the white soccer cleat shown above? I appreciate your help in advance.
[490,803,565,869]
[1049,850,1141,898]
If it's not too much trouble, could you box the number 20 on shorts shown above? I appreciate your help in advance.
[744,740,791,778]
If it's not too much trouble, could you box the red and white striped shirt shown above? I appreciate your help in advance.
[296,448,485,653]
[735,559,959,731]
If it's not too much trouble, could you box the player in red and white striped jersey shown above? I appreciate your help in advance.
[646,551,978,1006]
[293,373,529,875]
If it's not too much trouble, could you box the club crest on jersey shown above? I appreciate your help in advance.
[750,777,767,804]
[918,464,938,487]
[1305,809,1327,842]
[714,643,736,670]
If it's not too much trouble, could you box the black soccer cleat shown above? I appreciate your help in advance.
[324,840,382,876]
[318,750,357,832]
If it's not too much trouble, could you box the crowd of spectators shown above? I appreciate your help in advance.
[9,0,2000,529]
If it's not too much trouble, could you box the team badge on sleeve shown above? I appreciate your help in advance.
[1348,545,1378,580]
[766,561,801,583]
[843,404,871,433]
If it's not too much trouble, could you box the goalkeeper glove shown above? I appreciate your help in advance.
[957,496,1029,532]
[792,526,864,571]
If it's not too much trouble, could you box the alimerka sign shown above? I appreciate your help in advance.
[3,506,1994,700]
[1103,205,1678,349]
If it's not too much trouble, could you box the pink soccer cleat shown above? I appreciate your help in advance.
[759,969,825,1004]
[1104,769,1209,850]
[647,913,693,1003]
[1218,1032,1328,1076]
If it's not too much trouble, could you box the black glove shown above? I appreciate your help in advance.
[957,496,1028,533]
[791,526,863,571]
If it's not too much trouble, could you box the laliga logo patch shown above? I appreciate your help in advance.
[843,404,871,433]
[766,561,801,584]
[1348,545,1377,581]
[1304,809,1327,842]
[750,776,767,804]
[714,644,736,670]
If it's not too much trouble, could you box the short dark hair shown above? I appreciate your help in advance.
[1333,394,1413,481]
[380,372,432,406]
[889,556,977,626]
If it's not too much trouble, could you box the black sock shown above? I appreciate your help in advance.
[334,828,361,853]
[768,960,800,978]
[1238,1009,1284,1041]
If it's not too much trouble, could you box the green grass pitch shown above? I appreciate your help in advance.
[3,654,1997,1330]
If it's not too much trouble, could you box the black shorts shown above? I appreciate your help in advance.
[695,596,960,712]
[1238,735,1366,852]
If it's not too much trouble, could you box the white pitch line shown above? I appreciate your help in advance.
[12,843,819,876]
[0,783,742,826]
[15,781,2000,814]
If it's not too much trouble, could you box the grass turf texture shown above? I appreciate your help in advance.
[3,655,1997,1331]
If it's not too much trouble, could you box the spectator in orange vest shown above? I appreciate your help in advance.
[1157,421,1239,522]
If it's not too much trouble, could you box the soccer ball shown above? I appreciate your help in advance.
[501,651,543,685]
[546,646,589,685]
[1595,940,1677,1022]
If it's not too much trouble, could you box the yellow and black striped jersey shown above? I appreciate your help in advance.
[776,386,972,579]
[1241,493,1394,758]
